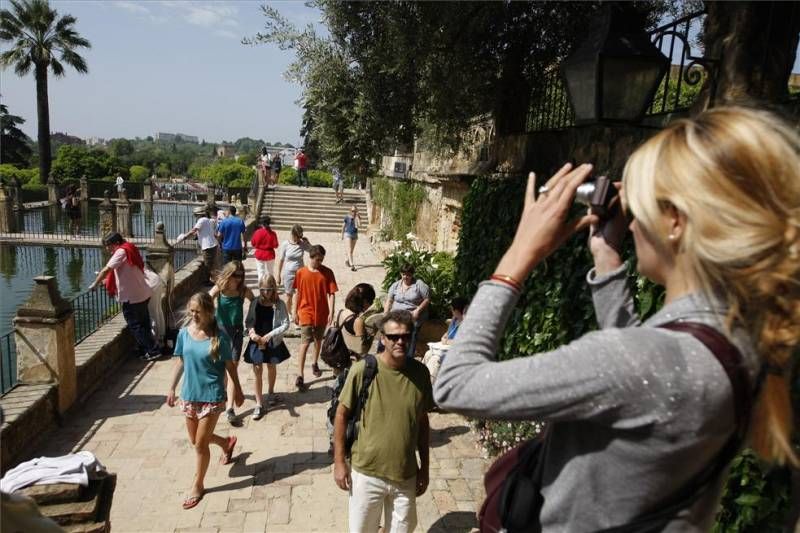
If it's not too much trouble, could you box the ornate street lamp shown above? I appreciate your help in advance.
[561,4,669,125]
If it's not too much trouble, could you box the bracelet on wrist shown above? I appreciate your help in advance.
[490,273,522,292]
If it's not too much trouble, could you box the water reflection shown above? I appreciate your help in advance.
[0,244,197,335]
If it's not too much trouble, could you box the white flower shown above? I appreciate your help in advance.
[404,251,411,257]
[405,232,417,240]
[431,263,438,269]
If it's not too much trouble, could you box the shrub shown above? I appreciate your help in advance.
[195,161,253,187]
[0,164,38,186]
[277,167,333,187]
[380,240,456,320]
[129,165,149,182]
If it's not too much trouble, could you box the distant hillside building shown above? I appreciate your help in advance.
[216,144,236,158]
[154,132,199,144]
[86,137,106,147]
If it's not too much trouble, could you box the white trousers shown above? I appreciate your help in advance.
[256,259,275,282]
[349,469,417,533]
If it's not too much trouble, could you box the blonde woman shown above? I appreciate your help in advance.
[276,224,311,322]
[166,292,244,510]
[434,107,800,530]
[209,261,254,426]
[244,275,291,419]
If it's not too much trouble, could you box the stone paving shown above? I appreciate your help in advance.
[35,229,488,532]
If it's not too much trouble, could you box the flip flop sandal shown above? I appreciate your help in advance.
[182,492,204,510]
[220,435,237,465]
[295,376,305,390]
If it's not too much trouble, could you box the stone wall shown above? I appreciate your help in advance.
[370,122,653,254]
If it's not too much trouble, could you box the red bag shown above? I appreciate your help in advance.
[479,436,546,533]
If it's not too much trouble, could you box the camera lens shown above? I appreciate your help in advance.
[575,182,596,206]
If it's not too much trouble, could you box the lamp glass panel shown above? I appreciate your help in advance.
[562,59,598,122]
[601,57,665,121]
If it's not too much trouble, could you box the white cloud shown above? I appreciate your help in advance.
[160,1,240,29]
[115,1,150,15]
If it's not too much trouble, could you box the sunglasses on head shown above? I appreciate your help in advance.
[383,332,411,342]
[259,288,276,293]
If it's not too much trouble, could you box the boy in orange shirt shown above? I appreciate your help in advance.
[293,244,338,389]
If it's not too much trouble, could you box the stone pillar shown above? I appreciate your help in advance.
[116,188,133,238]
[206,183,216,206]
[79,175,88,201]
[247,187,256,214]
[98,190,116,240]
[47,174,58,205]
[0,184,16,233]
[143,178,153,203]
[13,276,76,414]
[11,177,23,211]
[146,222,175,333]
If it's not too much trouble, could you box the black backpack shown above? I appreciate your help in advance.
[327,355,379,458]
[320,310,352,370]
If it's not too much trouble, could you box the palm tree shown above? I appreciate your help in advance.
[0,0,90,183]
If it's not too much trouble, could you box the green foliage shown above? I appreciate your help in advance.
[0,164,40,189]
[108,138,134,158]
[370,177,425,240]
[277,167,333,187]
[713,450,791,532]
[195,161,254,187]
[128,165,149,182]
[0,103,32,166]
[51,145,124,182]
[456,175,794,529]
[380,243,456,320]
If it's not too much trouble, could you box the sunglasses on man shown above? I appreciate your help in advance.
[383,332,411,342]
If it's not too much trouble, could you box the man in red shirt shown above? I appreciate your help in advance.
[293,244,337,389]
[294,148,309,188]
[250,216,279,283]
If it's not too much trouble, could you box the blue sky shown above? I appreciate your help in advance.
[1,1,322,145]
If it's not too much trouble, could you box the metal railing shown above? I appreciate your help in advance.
[0,201,198,243]
[0,331,15,395]
[647,11,708,116]
[87,180,114,199]
[71,286,120,344]
[526,10,707,132]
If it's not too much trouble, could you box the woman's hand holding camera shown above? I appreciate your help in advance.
[589,182,626,275]
[495,163,598,282]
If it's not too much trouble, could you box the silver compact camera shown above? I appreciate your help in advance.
[574,176,615,219]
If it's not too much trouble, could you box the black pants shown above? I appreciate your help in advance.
[222,249,243,264]
[122,299,159,357]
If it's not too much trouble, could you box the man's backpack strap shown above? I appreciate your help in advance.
[345,355,379,455]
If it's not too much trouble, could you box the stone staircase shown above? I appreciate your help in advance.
[259,185,367,233]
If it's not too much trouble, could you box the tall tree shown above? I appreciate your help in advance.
[0,0,90,183]
[0,103,33,166]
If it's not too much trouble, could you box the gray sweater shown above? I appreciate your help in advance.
[433,263,760,532]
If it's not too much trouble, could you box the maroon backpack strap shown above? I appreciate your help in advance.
[660,321,752,438]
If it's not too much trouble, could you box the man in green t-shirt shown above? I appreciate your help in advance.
[333,310,433,533]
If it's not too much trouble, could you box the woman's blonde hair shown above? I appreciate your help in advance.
[623,106,800,466]
[259,274,279,305]
[215,261,246,297]
[183,292,222,361]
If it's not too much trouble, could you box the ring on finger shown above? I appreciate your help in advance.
[537,185,550,196]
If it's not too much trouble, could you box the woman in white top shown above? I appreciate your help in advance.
[276,224,312,322]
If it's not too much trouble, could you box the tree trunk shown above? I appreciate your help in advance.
[695,1,800,111]
[492,4,533,136]
[35,63,51,182]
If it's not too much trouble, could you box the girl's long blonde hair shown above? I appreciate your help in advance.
[183,292,222,361]
[259,274,279,305]
[623,106,800,466]
[215,261,246,297]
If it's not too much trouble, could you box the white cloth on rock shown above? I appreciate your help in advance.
[0,451,106,493]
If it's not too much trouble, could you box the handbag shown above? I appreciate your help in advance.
[479,321,751,533]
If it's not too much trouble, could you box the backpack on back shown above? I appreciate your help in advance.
[321,310,352,370]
